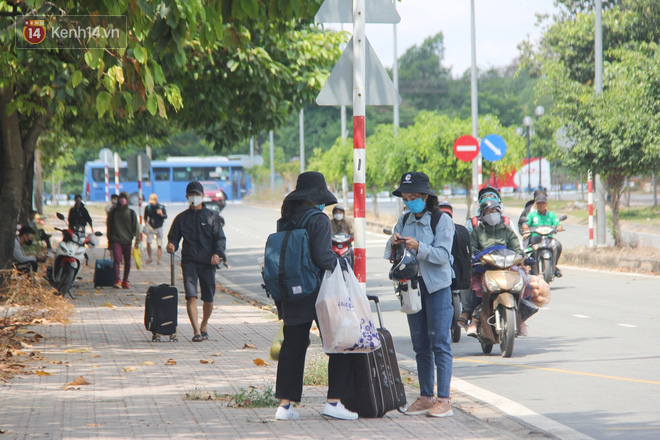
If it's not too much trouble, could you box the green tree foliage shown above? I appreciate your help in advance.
[530,0,660,245]
[0,0,343,268]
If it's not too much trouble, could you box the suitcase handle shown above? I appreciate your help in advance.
[103,248,109,260]
[170,253,175,286]
[367,295,384,329]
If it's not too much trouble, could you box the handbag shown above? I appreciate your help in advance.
[315,262,380,354]
[269,322,285,361]
[132,245,142,270]
[396,279,422,314]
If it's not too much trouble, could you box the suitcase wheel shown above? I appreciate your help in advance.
[152,334,161,342]
[397,403,409,414]
[169,333,178,342]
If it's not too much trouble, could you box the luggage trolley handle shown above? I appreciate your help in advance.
[170,253,175,287]
[367,294,384,329]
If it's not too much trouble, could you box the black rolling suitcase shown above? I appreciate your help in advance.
[144,254,178,341]
[343,295,407,418]
[93,249,115,288]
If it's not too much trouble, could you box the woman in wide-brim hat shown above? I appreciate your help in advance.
[386,171,456,418]
[273,171,358,421]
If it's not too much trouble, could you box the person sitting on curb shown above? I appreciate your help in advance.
[13,226,47,274]
[167,181,226,343]
[26,210,52,252]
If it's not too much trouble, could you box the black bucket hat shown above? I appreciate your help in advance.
[284,171,337,205]
[392,172,435,197]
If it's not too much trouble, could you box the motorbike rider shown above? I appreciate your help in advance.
[522,192,563,278]
[465,187,510,234]
[466,199,527,336]
[517,188,548,237]
[330,206,353,236]
[68,194,94,233]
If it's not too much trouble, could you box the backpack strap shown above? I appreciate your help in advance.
[471,216,478,228]
[503,216,510,226]
[402,210,443,232]
[298,208,323,229]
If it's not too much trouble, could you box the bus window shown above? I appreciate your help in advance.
[210,166,230,182]
[91,167,133,182]
[153,167,170,181]
[172,167,191,181]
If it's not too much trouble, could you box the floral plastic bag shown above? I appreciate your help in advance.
[315,262,380,354]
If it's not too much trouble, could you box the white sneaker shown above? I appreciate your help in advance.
[322,401,358,420]
[275,405,299,421]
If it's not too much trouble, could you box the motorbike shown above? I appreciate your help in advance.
[471,246,526,357]
[47,213,102,298]
[451,289,469,343]
[332,233,354,267]
[525,215,567,284]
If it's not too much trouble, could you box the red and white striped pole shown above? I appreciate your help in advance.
[114,152,120,195]
[352,0,367,289]
[104,163,109,203]
[137,154,143,224]
[588,170,594,248]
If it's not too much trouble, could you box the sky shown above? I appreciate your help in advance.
[325,0,559,76]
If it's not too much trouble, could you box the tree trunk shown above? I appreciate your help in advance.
[34,149,43,214]
[606,173,625,247]
[464,184,472,219]
[370,185,379,218]
[653,172,657,208]
[0,88,26,269]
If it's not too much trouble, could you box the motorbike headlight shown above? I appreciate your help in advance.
[511,276,525,293]
[216,192,222,197]
[483,274,501,293]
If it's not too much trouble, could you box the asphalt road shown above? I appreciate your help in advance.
[161,202,660,439]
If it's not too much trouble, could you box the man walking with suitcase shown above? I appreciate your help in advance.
[166,181,226,342]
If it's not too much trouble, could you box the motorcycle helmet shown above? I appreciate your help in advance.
[478,186,501,203]
[437,201,453,217]
[479,199,501,215]
[389,242,419,281]
[332,205,345,214]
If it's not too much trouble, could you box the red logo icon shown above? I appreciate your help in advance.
[23,19,46,45]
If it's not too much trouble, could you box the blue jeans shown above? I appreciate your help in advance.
[406,280,453,398]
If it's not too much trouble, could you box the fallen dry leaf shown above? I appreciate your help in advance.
[242,343,257,350]
[19,341,32,349]
[86,424,102,427]
[13,351,26,356]
[199,359,215,364]
[165,359,177,365]
[210,352,222,357]
[253,358,270,367]
[122,366,137,372]
[90,354,101,358]
[64,348,89,353]
[47,360,64,365]
[139,361,155,366]
[34,370,52,376]
[100,302,115,308]
[68,376,90,386]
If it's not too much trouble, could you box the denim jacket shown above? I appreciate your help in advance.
[384,210,454,293]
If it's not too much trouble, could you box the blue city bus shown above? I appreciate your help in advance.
[83,156,251,203]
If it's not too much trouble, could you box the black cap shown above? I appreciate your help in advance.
[535,193,548,203]
[186,181,204,195]
[392,172,435,197]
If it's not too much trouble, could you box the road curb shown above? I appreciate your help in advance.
[563,246,660,275]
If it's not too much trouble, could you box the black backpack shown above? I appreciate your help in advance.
[403,210,471,290]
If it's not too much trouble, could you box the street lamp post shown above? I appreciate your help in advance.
[521,105,545,193]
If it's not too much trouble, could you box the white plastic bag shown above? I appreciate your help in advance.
[397,280,422,314]
[316,262,381,354]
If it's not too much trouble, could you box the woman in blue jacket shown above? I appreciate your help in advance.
[385,172,455,418]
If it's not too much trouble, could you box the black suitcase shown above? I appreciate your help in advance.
[94,249,115,288]
[343,295,407,418]
[144,254,178,342]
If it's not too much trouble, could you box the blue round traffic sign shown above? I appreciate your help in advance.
[480,134,507,162]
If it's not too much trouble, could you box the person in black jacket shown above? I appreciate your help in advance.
[144,193,167,265]
[68,194,94,232]
[166,181,226,342]
[272,171,357,422]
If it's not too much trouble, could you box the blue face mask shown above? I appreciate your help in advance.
[317,204,325,211]
[403,197,425,214]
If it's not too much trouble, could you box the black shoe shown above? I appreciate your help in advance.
[554,268,563,278]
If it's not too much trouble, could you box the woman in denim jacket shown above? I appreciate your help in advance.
[385,171,455,418]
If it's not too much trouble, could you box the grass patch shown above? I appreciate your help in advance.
[184,385,279,408]
[303,352,328,386]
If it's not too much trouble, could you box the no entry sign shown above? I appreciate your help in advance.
[453,135,480,162]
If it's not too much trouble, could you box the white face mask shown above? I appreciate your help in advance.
[483,212,502,226]
[334,213,344,221]
[187,195,203,207]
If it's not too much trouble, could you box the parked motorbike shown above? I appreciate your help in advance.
[525,215,567,284]
[332,233,354,267]
[47,213,102,298]
[471,246,526,357]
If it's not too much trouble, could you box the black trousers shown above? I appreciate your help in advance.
[275,321,355,402]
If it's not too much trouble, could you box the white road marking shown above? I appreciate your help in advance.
[618,324,637,328]
[573,314,590,319]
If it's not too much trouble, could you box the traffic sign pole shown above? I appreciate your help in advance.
[104,164,109,203]
[114,153,120,195]
[353,0,367,289]
[138,154,143,224]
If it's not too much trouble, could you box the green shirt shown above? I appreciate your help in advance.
[526,210,560,236]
